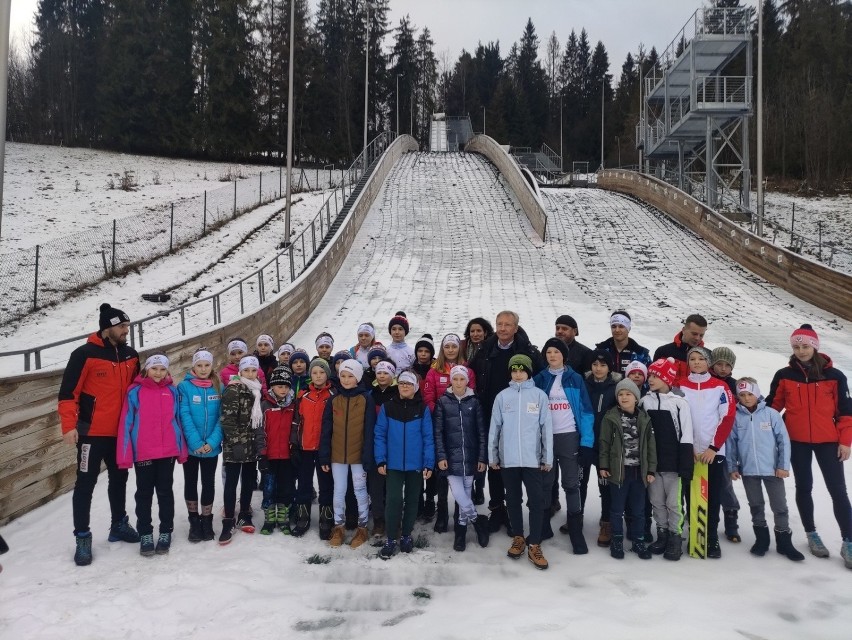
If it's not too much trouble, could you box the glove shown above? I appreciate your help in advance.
[578,446,595,468]
[680,472,693,484]
[257,456,269,472]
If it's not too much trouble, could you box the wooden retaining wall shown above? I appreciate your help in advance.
[0,135,419,525]
[597,170,852,322]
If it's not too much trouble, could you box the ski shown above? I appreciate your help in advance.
[688,461,709,559]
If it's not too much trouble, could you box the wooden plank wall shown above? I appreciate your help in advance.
[0,135,420,525]
[596,170,852,322]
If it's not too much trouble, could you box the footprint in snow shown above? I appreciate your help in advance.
[292,616,346,632]
[382,610,424,627]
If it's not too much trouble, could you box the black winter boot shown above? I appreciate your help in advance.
[291,504,311,537]
[724,509,741,542]
[664,533,683,561]
[566,514,588,555]
[649,527,668,555]
[775,528,805,561]
[318,505,335,540]
[610,534,625,559]
[200,515,215,541]
[631,538,652,559]
[472,516,490,548]
[453,523,467,551]
[219,518,236,545]
[750,525,770,556]
[540,509,554,541]
[187,513,203,543]
[707,536,722,559]
[434,500,449,533]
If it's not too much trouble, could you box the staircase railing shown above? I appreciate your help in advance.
[1,132,398,371]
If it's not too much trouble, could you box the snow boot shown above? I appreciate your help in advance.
[453,523,467,552]
[187,513,203,543]
[108,515,141,543]
[155,532,172,555]
[318,505,335,540]
[237,511,255,534]
[260,505,277,535]
[507,535,526,559]
[842,539,852,569]
[775,529,804,561]
[610,534,625,560]
[372,517,386,539]
[649,527,668,555]
[139,533,155,557]
[219,518,235,545]
[597,520,612,547]
[540,509,554,541]
[329,524,346,548]
[707,536,722,559]
[724,509,741,542]
[566,514,588,555]
[276,504,291,534]
[291,504,311,537]
[350,526,369,549]
[664,533,683,561]
[399,535,414,553]
[379,538,398,560]
[488,505,509,534]
[434,500,449,533]
[631,539,652,560]
[200,515,215,541]
[527,544,548,570]
[420,498,436,523]
[806,531,830,558]
[750,525,770,556]
[74,532,93,566]
[472,516,490,548]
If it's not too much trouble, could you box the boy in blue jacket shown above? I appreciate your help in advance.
[727,377,804,561]
[489,354,553,570]
[375,371,435,559]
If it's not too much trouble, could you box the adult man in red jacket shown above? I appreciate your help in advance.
[59,303,140,565]
[653,314,708,382]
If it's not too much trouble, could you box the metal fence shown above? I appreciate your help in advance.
[0,166,351,327]
[2,132,397,372]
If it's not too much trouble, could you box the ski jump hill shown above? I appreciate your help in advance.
[1,134,851,528]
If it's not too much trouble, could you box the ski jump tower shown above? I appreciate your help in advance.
[636,6,753,212]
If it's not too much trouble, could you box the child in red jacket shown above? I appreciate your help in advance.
[259,366,298,535]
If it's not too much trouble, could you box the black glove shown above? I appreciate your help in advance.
[578,446,595,468]
[680,472,693,484]
[257,456,269,472]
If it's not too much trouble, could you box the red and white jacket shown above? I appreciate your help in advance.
[678,372,735,456]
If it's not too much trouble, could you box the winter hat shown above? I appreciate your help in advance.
[508,354,533,377]
[268,365,293,388]
[625,360,648,382]
[289,349,311,368]
[228,339,249,355]
[415,334,435,358]
[590,348,614,370]
[397,370,420,392]
[790,324,820,350]
[357,322,376,338]
[687,345,712,362]
[388,311,410,335]
[609,310,632,330]
[332,350,352,367]
[450,365,470,383]
[239,356,260,372]
[648,357,678,387]
[309,358,331,378]
[315,333,334,350]
[374,360,397,377]
[192,350,214,366]
[441,333,461,348]
[736,377,762,399]
[542,337,570,365]
[615,378,641,403]
[276,343,295,358]
[555,314,579,335]
[256,334,275,348]
[144,354,169,370]
[368,345,388,363]
[99,303,130,330]
[710,346,737,368]
[339,359,364,383]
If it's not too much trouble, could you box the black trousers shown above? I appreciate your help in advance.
[183,456,218,506]
[72,436,129,535]
[223,462,256,518]
[294,451,333,506]
[502,467,544,544]
[134,457,176,536]
[791,441,852,539]
[269,459,295,506]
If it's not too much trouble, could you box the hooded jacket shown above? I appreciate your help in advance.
[488,379,553,468]
[220,379,267,464]
[533,367,595,448]
[423,363,477,411]
[766,354,852,447]
[298,382,334,451]
[177,373,223,458]
[598,406,657,487]
[639,390,694,479]
[386,341,416,370]
[584,371,621,450]
[117,375,187,469]
[678,372,735,455]
[374,393,435,472]
[319,384,376,468]
[220,362,268,394]
[653,332,703,383]
[261,390,296,460]
[727,399,790,476]
[433,388,487,476]
[594,336,651,376]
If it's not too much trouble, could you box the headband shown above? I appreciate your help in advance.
[228,340,248,354]
[239,356,260,371]
[144,354,170,370]
[357,323,376,338]
[192,350,213,366]
[610,314,632,330]
[277,343,295,357]
[449,365,470,383]
[397,370,419,391]
[442,334,461,347]
[374,361,397,377]
[736,380,762,398]
[256,334,274,348]
[316,335,334,349]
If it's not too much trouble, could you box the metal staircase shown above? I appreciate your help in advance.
[636,6,754,212]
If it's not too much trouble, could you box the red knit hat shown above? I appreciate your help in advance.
[388,311,409,335]
[790,324,819,350]
[648,357,678,387]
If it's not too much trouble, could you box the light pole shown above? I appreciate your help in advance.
[396,73,402,135]
[600,80,605,170]
[615,136,621,168]
[756,1,764,236]
[559,94,563,172]
[284,0,296,246]
[363,1,373,154]
[482,106,485,135]
[0,0,11,240]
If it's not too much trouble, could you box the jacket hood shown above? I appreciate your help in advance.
[736,398,767,415]
[788,353,835,371]
[673,332,704,349]
[508,379,535,391]
[443,386,475,399]
[265,388,294,407]
[595,336,646,352]
[132,373,174,389]
[585,371,622,385]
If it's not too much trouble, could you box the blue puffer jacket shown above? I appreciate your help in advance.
[489,379,553,468]
[177,374,223,457]
[433,388,487,476]
[375,394,436,472]
[533,367,595,448]
[726,399,790,476]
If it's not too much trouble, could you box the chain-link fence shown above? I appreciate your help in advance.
[0,166,354,326]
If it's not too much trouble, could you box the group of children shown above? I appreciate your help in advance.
[112,313,851,572]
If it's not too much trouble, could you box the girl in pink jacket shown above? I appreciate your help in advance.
[423,334,476,411]
[118,354,188,557]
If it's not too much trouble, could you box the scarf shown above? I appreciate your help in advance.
[239,376,264,430]
[191,377,213,388]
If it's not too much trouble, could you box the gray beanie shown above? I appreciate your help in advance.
[710,346,736,368]
[615,378,641,403]
[687,345,712,362]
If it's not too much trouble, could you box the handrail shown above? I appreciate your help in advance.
[694,76,752,107]
[2,132,399,372]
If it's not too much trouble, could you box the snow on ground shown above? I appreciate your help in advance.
[2,152,852,638]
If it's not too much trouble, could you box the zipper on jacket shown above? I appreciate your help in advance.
[402,401,407,471]
[750,411,758,473]
[517,386,523,467]
[343,396,350,463]
[459,398,467,474]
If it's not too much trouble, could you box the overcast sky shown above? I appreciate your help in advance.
[11,0,760,82]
